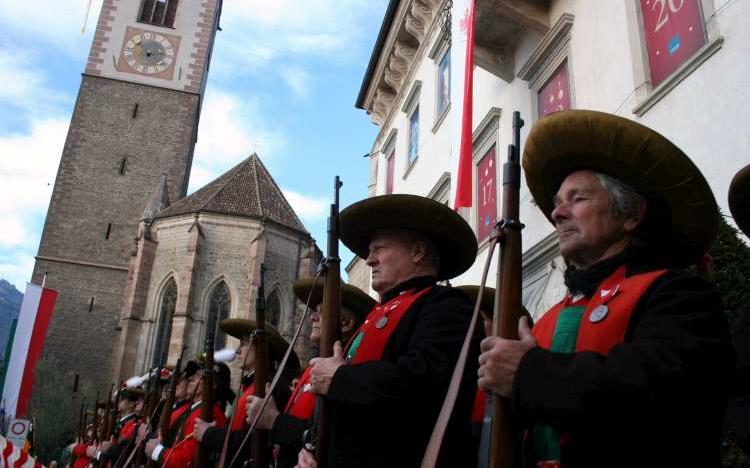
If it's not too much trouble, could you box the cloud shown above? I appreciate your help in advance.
[282,190,328,221]
[0,118,68,289]
[213,0,382,73]
[188,88,287,194]
[280,66,311,99]
[0,0,103,56]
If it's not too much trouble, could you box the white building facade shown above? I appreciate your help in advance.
[349,0,749,319]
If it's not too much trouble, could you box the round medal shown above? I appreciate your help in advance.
[589,305,608,323]
[375,316,388,329]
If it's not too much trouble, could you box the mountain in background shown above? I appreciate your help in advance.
[0,279,23,362]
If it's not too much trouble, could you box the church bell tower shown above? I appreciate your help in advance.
[31,0,223,392]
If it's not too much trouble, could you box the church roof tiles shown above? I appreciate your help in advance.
[156,154,308,234]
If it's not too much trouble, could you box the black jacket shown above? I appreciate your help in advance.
[325,276,480,468]
[513,259,735,468]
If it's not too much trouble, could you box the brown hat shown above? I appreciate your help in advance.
[339,194,478,280]
[456,285,533,327]
[729,164,750,236]
[292,278,376,320]
[523,110,718,266]
[218,319,301,379]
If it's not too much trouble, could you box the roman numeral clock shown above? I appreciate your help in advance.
[117,26,180,80]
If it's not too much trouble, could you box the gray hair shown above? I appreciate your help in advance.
[594,172,646,220]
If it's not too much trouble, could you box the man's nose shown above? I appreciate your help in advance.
[365,251,376,266]
[551,202,568,225]
[311,312,321,322]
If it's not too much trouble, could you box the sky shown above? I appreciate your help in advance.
[0,0,389,292]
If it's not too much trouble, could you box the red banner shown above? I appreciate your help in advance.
[640,0,706,87]
[476,146,497,242]
[538,61,571,118]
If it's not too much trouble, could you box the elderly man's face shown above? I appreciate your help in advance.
[551,170,641,269]
[366,229,423,294]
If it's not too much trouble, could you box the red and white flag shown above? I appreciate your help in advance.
[1,283,57,419]
[0,435,44,468]
[450,0,476,210]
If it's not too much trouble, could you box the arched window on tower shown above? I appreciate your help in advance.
[207,281,231,349]
[152,278,177,367]
[266,289,281,328]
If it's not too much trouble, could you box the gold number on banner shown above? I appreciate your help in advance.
[652,0,686,33]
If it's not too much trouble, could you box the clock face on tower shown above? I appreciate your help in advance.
[118,27,180,80]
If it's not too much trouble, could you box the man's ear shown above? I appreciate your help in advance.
[411,241,428,264]
[340,314,356,333]
[624,198,648,233]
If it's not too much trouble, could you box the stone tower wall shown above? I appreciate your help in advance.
[32,74,200,393]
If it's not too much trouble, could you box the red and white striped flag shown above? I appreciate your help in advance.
[0,435,44,468]
[1,283,57,419]
[450,0,476,210]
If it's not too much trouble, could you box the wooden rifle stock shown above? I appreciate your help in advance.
[195,312,216,467]
[102,384,115,441]
[91,391,101,443]
[78,398,86,442]
[489,111,525,468]
[252,264,270,468]
[158,350,186,445]
[137,368,161,466]
[315,176,343,467]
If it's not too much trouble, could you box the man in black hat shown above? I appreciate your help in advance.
[144,359,234,467]
[478,110,735,467]
[194,319,298,467]
[245,279,374,468]
[94,386,145,465]
[305,194,481,467]
[725,163,750,456]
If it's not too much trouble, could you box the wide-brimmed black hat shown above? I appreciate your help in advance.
[456,285,533,328]
[181,360,236,403]
[339,194,478,280]
[118,386,145,401]
[292,278,376,321]
[523,110,718,266]
[729,164,750,236]
[218,319,301,380]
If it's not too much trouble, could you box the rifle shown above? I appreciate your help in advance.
[420,112,525,468]
[158,348,187,445]
[78,398,86,443]
[252,263,270,468]
[91,391,101,443]
[194,310,216,467]
[313,176,343,466]
[136,367,162,466]
[101,384,115,441]
[488,110,525,467]
[106,384,120,441]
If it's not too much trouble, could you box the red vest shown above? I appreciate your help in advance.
[286,367,314,420]
[230,383,256,430]
[348,287,432,364]
[532,266,667,354]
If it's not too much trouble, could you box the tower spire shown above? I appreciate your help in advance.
[142,174,171,221]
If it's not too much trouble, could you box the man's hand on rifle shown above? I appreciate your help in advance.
[478,316,536,397]
[246,388,279,430]
[144,437,161,458]
[136,421,149,444]
[295,443,318,468]
[309,341,346,396]
[85,445,97,458]
[193,417,215,442]
[99,440,112,452]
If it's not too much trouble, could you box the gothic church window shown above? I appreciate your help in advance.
[207,281,231,349]
[152,278,177,367]
[139,0,179,28]
[266,290,281,328]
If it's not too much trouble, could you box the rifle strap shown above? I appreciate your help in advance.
[420,236,498,468]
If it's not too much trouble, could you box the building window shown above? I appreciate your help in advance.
[517,14,575,124]
[139,0,179,28]
[436,47,451,119]
[152,278,177,367]
[408,106,420,165]
[639,0,707,88]
[476,146,497,243]
[266,290,281,328]
[427,172,451,206]
[386,149,395,195]
[537,61,571,118]
[207,281,230,349]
